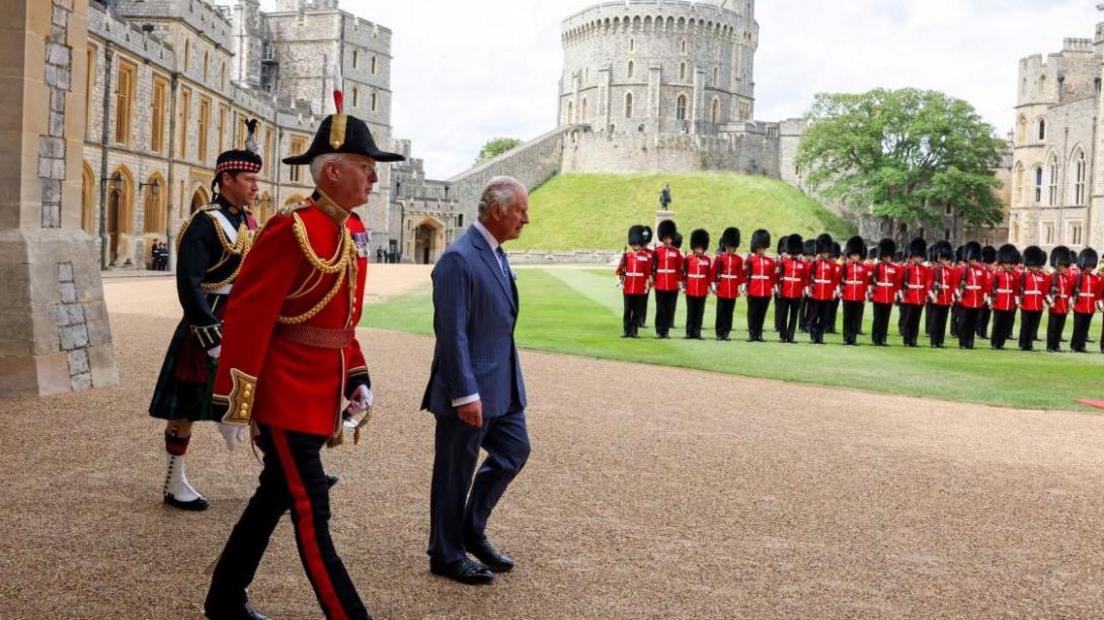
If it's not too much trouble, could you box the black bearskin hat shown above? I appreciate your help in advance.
[641,226,653,245]
[777,236,787,255]
[802,239,817,257]
[690,229,710,251]
[657,219,678,242]
[937,242,955,262]
[831,242,842,259]
[787,234,805,256]
[981,245,997,264]
[908,237,927,259]
[815,233,834,255]
[964,241,982,263]
[1023,246,1046,268]
[721,227,741,249]
[877,238,896,259]
[672,232,684,250]
[997,244,1020,265]
[844,236,867,259]
[750,229,771,252]
[1078,247,1099,271]
[955,245,964,263]
[627,225,646,246]
[868,248,877,261]
[1050,245,1072,268]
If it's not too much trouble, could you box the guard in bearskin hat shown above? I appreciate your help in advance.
[712,227,744,340]
[927,242,958,348]
[1045,246,1075,352]
[1070,248,1102,352]
[775,233,807,343]
[799,238,817,333]
[638,226,654,329]
[839,236,869,345]
[975,245,998,339]
[773,235,789,334]
[617,225,652,338]
[869,238,900,346]
[806,234,839,344]
[1017,246,1049,351]
[148,121,264,513]
[744,229,776,341]
[204,83,404,618]
[988,244,1022,350]
[683,229,713,339]
[954,241,989,349]
[898,238,930,347]
[827,241,843,334]
[652,220,682,338]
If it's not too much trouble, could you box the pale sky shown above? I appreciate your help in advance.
[255,0,1102,179]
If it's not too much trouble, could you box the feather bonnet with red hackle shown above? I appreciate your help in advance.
[283,63,404,166]
[212,118,264,197]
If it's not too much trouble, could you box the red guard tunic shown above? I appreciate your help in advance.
[212,193,371,438]
[778,257,809,299]
[1048,271,1075,315]
[683,254,713,298]
[958,265,990,309]
[745,254,777,298]
[870,261,902,304]
[653,246,683,292]
[1073,272,1103,314]
[840,262,870,303]
[989,270,1020,312]
[808,258,840,301]
[928,264,960,306]
[712,253,745,299]
[617,248,652,296]
[1019,270,1050,312]
[900,263,931,305]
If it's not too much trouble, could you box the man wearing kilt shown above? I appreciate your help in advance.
[148,139,262,511]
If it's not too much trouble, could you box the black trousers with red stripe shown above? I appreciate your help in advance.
[207,424,370,620]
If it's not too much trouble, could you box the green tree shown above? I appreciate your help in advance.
[474,137,523,165]
[796,88,1006,237]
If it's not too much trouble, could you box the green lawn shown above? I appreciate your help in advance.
[513,172,854,251]
[364,267,1104,412]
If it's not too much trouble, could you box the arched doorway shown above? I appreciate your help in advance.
[81,162,95,234]
[190,186,209,214]
[107,166,134,266]
[412,216,446,265]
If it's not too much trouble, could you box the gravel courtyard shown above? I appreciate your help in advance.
[2,268,1102,619]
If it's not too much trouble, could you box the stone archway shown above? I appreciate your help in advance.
[107,165,134,266]
[190,186,210,214]
[81,162,95,234]
[412,216,446,265]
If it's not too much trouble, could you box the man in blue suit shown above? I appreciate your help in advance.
[421,176,531,585]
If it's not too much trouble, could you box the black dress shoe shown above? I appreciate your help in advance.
[463,536,515,573]
[430,557,494,585]
[164,494,209,511]
[205,602,272,620]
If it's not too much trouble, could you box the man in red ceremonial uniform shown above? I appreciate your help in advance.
[869,239,900,346]
[898,238,930,347]
[744,229,775,342]
[1017,246,1049,351]
[203,109,404,620]
[652,220,682,339]
[638,226,654,329]
[976,245,998,340]
[988,245,1021,350]
[775,234,807,343]
[712,227,744,341]
[682,229,712,339]
[955,243,990,350]
[1046,246,1075,352]
[617,225,652,338]
[1070,248,1101,353]
[927,242,958,348]
[805,234,839,344]
[839,236,868,346]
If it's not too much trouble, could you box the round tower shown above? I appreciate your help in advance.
[558,0,757,136]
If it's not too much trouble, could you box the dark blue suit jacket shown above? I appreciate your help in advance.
[421,226,527,418]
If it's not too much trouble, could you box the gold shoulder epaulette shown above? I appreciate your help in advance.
[277,200,310,217]
[174,205,218,254]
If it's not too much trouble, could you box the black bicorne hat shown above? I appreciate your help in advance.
[690,229,710,251]
[283,113,405,165]
[997,244,1020,265]
[721,227,740,248]
[844,236,866,258]
[657,219,678,242]
[1078,247,1099,271]
[877,238,896,259]
[1023,246,1046,268]
[750,229,771,252]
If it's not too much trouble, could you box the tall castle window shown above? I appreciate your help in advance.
[353,87,359,108]
[1037,119,1046,141]
[371,92,378,112]
[289,137,306,183]
[627,60,633,78]
[353,49,359,68]
[629,38,634,52]
[86,46,96,138]
[1047,154,1059,206]
[1033,166,1043,204]
[1042,221,1055,244]
[1073,149,1087,205]
[151,76,167,152]
[197,96,211,162]
[203,51,208,81]
[581,97,588,120]
[1013,163,1024,205]
[217,104,227,153]
[179,87,190,159]
[711,97,720,123]
[183,39,190,72]
[114,60,136,145]
[625,92,633,118]
[676,94,687,121]
[1068,221,1083,246]
[1016,115,1026,144]
[679,62,686,81]
[371,55,377,75]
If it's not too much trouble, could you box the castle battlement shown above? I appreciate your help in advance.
[111,0,233,51]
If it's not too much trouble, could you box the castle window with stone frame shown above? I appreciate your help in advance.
[627,60,634,79]
[353,87,359,108]
[681,39,687,54]
[151,76,168,153]
[676,94,688,121]
[198,96,211,163]
[1013,163,1024,205]
[353,49,359,69]
[85,45,96,139]
[1033,166,1043,204]
[1068,221,1083,246]
[1016,115,1027,144]
[183,39,190,72]
[711,97,720,124]
[114,60,136,145]
[712,66,718,86]
[371,92,378,113]
[217,104,227,154]
[1072,149,1087,206]
[1037,118,1046,141]
[679,62,686,81]
[289,137,306,183]
[1042,221,1055,244]
[581,97,588,120]
[625,92,633,118]
[203,51,209,82]
[371,55,377,75]
[630,38,635,52]
[179,87,191,159]
[1047,154,1059,206]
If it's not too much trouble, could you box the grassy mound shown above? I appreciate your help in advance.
[511,172,854,251]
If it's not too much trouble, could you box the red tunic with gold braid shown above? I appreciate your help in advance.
[212,193,371,438]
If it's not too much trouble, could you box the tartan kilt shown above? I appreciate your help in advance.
[148,321,219,422]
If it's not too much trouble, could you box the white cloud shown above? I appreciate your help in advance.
[257,0,1101,178]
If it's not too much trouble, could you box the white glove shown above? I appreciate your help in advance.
[218,422,248,451]
[207,345,222,359]
[739,284,748,296]
[348,384,373,413]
